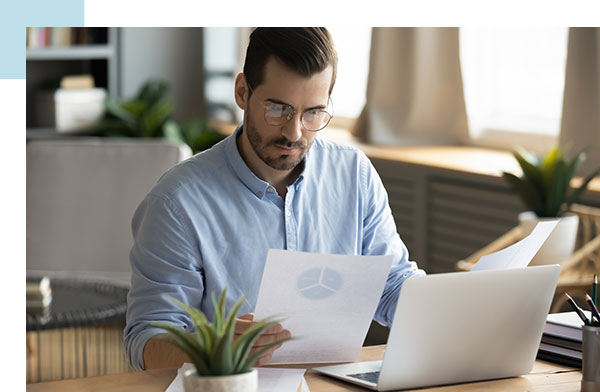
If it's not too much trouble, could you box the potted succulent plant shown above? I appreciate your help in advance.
[503,146,600,265]
[150,290,289,392]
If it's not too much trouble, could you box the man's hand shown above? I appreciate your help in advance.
[235,313,291,366]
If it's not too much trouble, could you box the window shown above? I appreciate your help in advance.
[459,28,569,151]
[203,27,239,123]
[327,27,371,126]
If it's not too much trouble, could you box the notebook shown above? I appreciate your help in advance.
[313,265,560,391]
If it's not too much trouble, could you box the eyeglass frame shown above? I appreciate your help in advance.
[246,82,334,132]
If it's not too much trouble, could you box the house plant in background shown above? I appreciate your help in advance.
[93,79,225,153]
[503,146,600,265]
[151,290,290,392]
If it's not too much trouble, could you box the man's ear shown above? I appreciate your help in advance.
[234,73,249,110]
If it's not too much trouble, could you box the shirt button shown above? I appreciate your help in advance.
[267,187,274,193]
[286,211,291,217]
[257,191,263,198]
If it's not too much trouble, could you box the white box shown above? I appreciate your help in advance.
[54,88,107,133]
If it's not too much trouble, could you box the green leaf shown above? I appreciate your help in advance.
[540,147,561,200]
[513,150,543,191]
[181,119,205,145]
[502,172,544,215]
[215,296,245,372]
[163,120,185,145]
[232,321,270,371]
[191,131,226,153]
[162,295,212,351]
[566,151,585,183]
[241,335,292,373]
[211,325,234,374]
[211,291,224,334]
[165,295,209,326]
[545,160,568,217]
[541,146,561,172]
[92,118,134,137]
[218,291,227,330]
[120,99,147,119]
[137,79,169,105]
[231,318,284,372]
[139,99,173,138]
[148,321,209,374]
[566,166,600,208]
[515,147,542,168]
[105,98,137,131]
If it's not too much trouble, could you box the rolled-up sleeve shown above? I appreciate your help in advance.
[359,155,425,327]
[124,193,204,370]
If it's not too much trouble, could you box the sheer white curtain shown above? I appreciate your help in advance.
[352,27,469,146]
[559,28,600,177]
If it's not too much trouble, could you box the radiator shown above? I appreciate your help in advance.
[372,157,524,273]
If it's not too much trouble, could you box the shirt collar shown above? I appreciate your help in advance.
[224,123,309,198]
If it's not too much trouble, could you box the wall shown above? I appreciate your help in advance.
[119,27,205,122]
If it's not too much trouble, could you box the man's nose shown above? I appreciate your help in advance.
[281,113,303,142]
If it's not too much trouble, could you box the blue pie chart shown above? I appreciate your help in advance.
[296,267,343,300]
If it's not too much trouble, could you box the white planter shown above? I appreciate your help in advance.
[54,88,106,133]
[182,368,258,392]
[518,211,579,266]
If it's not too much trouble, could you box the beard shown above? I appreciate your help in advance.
[245,114,312,171]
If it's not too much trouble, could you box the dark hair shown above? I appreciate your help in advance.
[243,27,338,96]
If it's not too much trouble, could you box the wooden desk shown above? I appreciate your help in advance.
[27,345,582,392]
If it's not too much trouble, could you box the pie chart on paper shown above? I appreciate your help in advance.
[296,267,343,300]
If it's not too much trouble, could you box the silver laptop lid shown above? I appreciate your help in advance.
[377,265,560,391]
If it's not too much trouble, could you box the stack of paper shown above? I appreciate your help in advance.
[537,311,589,368]
[164,363,309,392]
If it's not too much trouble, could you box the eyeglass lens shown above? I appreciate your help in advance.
[264,103,331,131]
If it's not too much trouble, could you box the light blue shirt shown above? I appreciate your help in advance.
[124,124,424,370]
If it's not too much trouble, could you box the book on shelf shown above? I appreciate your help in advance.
[26,27,107,49]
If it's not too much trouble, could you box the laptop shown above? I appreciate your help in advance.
[313,265,560,391]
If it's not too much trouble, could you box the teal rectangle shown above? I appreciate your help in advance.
[1,0,84,79]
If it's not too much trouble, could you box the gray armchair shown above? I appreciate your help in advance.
[26,138,192,284]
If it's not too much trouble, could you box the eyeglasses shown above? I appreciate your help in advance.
[248,83,333,132]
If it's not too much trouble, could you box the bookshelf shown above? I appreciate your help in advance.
[26,27,119,130]
[26,45,115,61]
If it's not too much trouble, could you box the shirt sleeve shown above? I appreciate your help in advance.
[359,153,426,327]
[124,193,204,371]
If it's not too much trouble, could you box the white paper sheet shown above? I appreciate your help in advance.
[547,311,591,328]
[253,249,393,364]
[470,220,559,271]
[165,363,308,392]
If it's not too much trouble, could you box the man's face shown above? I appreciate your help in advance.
[242,58,333,172]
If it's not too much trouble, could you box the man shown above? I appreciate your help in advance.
[124,27,424,371]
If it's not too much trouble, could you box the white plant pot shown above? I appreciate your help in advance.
[182,368,258,392]
[518,211,579,266]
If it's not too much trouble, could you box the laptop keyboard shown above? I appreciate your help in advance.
[347,371,380,384]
